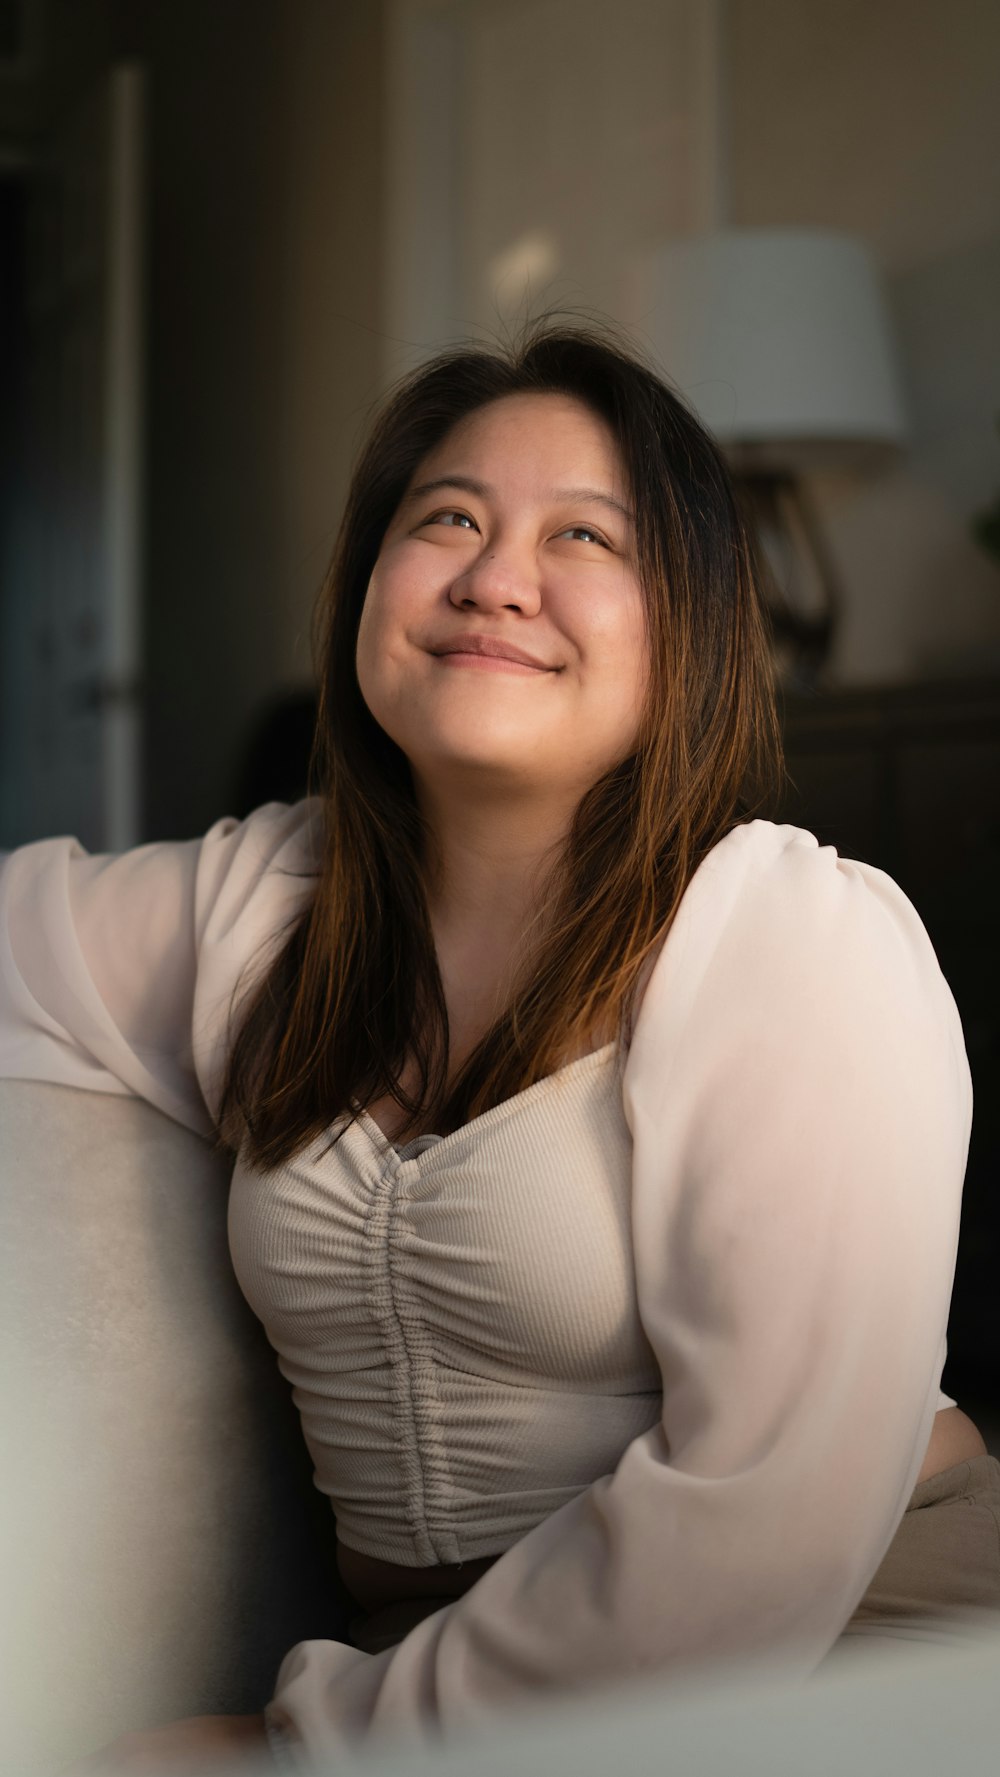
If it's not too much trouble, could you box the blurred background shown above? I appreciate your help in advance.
[0,0,998,1420]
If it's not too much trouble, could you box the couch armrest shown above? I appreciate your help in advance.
[0,1080,349,1774]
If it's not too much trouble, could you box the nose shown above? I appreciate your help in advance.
[449,539,542,615]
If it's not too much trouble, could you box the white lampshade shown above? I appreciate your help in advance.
[633,228,908,473]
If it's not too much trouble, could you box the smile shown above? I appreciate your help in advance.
[433,653,550,674]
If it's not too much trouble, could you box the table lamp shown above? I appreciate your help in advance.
[632,228,908,693]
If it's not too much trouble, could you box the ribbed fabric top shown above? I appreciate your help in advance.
[228,1038,664,1566]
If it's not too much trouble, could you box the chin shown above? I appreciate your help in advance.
[410,740,560,782]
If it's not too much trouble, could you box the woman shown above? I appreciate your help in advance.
[1,323,996,1772]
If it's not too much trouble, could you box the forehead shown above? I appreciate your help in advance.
[412,391,625,487]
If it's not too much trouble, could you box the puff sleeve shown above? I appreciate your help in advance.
[264,821,973,1761]
[0,800,321,1133]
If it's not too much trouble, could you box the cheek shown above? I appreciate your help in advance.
[354,580,390,709]
[604,594,650,717]
[627,605,651,688]
[580,580,647,666]
[358,552,424,648]
[354,588,374,678]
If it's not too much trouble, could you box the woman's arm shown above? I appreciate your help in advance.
[64,1713,269,1774]
[263,822,972,1763]
[0,800,321,1130]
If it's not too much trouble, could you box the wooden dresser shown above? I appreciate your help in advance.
[775,675,1000,1403]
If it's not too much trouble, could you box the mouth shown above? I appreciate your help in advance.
[429,634,554,669]
[432,652,549,674]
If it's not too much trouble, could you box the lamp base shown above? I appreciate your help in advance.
[733,471,843,697]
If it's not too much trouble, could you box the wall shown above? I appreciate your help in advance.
[382,0,716,370]
[453,0,704,330]
[0,0,115,149]
[0,0,385,843]
[131,0,288,839]
[131,0,385,839]
[727,0,1000,684]
[273,1,388,700]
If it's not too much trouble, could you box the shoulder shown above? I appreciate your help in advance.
[198,797,323,878]
[191,800,322,1018]
[190,801,325,1110]
[627,818,963,1076]
[194,798,323,939]
[672,817,941,966]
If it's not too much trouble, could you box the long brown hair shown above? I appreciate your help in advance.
[215,319,786,1170]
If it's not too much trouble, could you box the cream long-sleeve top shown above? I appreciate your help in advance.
[0,802,972,1764]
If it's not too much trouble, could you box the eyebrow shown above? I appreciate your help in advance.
[404,474,634,524]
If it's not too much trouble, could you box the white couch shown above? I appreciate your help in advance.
[0,1079,354,1774]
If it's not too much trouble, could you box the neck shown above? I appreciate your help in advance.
[418,792,571,950]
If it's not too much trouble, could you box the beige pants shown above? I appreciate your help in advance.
[349,1454,1000,1661]
[823,1451,1000,1660]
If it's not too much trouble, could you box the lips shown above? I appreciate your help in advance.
[430,633,552,668]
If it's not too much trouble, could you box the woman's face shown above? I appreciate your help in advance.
[355,392,649,813]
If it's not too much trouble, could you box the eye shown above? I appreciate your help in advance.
[558,524,609,547]
[422,509,478,531]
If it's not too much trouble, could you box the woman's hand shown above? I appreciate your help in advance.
[63,1712,271,1773]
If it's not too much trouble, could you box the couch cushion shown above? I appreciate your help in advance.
[0,1080,351,1772]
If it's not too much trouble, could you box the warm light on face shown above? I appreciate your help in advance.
[355,392,648,806]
